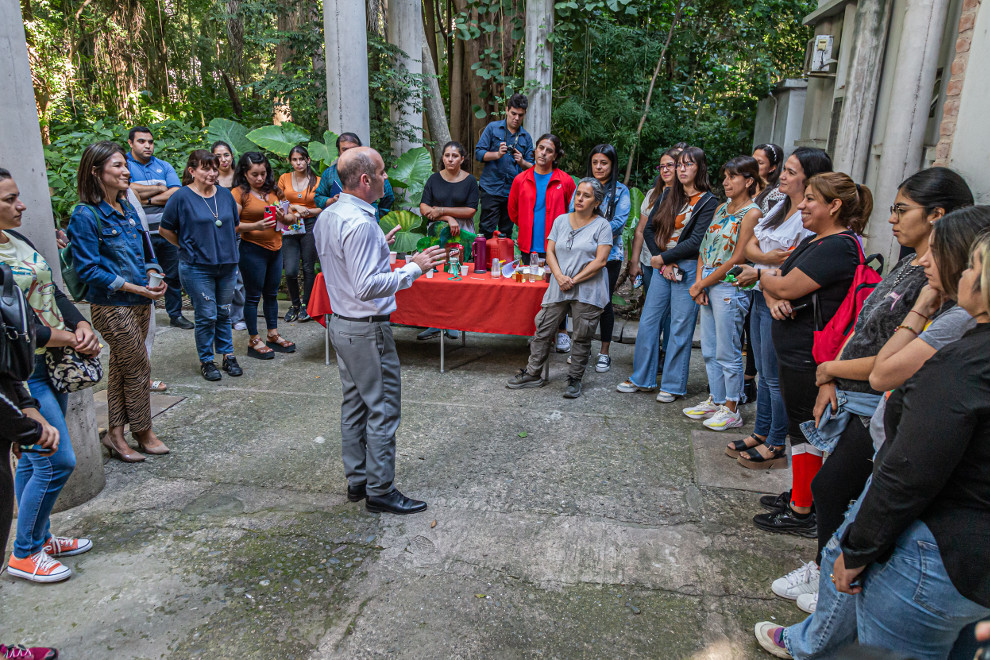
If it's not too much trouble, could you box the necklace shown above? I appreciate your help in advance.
[199,190,221,227]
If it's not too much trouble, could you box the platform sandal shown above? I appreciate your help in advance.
[266,332,296,353]
[725,433,764,458]
[737,444,787,470]
[248,335,275,360]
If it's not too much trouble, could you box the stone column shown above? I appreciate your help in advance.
[386,0,423,155]
[832,0,894,181]
[0,3,105,509]
[867,0,950,261]
[324,0,371,146]
[524,0,553,140]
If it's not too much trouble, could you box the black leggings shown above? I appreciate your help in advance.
[1,439,12,556]
[599,259,622,344]
[810,418,875,564]
[776,363,818,444]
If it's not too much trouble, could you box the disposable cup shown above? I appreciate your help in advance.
[147,271,164,288]
[426,269,434,279]
[389,251,397,264]
[460,265,469,277]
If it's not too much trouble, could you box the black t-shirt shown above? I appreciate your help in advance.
[771,231,861,369]
[421,172,480,211]
[835,255,926,393]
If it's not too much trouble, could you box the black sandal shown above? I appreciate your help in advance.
[737,444,787,470]
[725,433,764,458]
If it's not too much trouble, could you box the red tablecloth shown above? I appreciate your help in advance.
[308,261,549,336]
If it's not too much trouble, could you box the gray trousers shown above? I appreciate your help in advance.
[329,316,400,497]
[526,300,603,380]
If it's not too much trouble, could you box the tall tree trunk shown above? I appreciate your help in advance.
[226,0,245,83]
[422,43,451,162]
[623,1,684,185]
[273,0,300,124]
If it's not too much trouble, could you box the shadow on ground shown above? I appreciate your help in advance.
[1,308,814,659]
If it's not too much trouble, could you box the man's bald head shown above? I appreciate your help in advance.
[338,147,383,192]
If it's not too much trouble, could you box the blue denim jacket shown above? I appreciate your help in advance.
[67,199,160,306]
[800,389,882,454]
[474,120,535,198]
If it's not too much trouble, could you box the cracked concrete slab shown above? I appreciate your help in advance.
[1,309,814,658]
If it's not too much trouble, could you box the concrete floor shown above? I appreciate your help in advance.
[1,308,814,659]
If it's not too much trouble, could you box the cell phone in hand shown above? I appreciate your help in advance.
[727,265,744,278]
[19,444,50,454]
[671,265,684,282]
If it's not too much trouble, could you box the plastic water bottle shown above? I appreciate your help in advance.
[634,274,643,289]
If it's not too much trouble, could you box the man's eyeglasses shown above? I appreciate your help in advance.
[889,204,923,219]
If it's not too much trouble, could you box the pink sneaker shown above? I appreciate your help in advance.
[0,644,58,659]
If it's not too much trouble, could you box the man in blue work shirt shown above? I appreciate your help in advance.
[474,93,535,240]
[126,126,192,329]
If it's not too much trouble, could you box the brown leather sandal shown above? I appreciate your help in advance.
[248,336,275,360]
[266,332,296,353]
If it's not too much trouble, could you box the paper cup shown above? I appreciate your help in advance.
[460,265,469,277]
[389,251,397,264]
[147,271,164,288]
[426,270,434,279]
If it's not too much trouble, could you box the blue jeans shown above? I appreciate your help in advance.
[178,262,237,363]
[239,240,283,336]
[629,258,698,394]
[640,263,671,355]
[785,485,990,660]
[14,356,76,558]
[698,268,750,404]
[751,294,788,448]
[151,234,183,320]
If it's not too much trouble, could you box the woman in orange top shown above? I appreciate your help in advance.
[233,152,295,359]
[277,146,321,323]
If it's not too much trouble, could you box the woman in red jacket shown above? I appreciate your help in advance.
[508,134,576,266]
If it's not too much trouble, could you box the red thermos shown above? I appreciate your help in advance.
[472,235,488,273]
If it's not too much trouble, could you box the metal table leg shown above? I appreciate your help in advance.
[440,327,445,374]
[324,315,331,366]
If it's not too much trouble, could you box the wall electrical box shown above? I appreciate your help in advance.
[806,34,836,77]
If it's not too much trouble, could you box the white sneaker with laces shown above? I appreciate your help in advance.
[656,391,676,403]
[555,332,571,353]
[796,591,818,613]
[703,406,743,431]
[595,354,611,373]
[682,395,719,420]
[771,561,820,600]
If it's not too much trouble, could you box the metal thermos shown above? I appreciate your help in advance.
[472,235,488,273]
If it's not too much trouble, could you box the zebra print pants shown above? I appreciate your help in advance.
[91,304,152,432]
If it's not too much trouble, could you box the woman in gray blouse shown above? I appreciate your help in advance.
[506,178,613,398]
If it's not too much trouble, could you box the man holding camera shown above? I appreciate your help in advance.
[474,93,535,240]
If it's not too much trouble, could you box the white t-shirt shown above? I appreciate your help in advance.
[752,201,812,270]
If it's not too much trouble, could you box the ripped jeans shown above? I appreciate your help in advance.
[178,262,237,363]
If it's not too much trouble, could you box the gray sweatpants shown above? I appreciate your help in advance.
[328,316,400,497]
[526,300,603,380]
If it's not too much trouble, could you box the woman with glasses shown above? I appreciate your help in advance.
[617,146,718,401]
[631,145,684,293]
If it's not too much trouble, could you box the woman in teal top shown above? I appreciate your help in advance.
[683,156,763,431]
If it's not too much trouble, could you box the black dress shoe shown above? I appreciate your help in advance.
[201,361,222,381]
[759,490,791,512]
[365,489,427,515]
[170,315,194,329]
[222,355,243,377]
[347,483,367,502]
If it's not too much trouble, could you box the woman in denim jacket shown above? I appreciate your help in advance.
[68,141,169,462]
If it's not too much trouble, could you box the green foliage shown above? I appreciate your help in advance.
[207,119,256,157]
[387,148,434,208]
[307,131,340,172]
[379,210,425,253]
[246,123,311,157]
[623,186,646,256]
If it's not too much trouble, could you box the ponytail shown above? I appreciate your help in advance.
[807,172,872,236]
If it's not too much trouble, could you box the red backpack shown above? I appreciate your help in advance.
[812,233,884,364]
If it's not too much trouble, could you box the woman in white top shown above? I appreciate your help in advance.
[728,147,832,467]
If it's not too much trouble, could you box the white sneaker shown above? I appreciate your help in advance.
[771,561,820,600]
[656,391,676,403]
[555,332,571,353]
[233,321,247,331]
[595,354,611,373]
[682,395,719,420]
[796,591,818,613]
[703,406,743,431]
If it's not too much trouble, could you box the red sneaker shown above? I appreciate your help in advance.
[42,536,92,558]
[0,644,58,659]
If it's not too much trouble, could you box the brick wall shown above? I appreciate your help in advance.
[935,0,982,164]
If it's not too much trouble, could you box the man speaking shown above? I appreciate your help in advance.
[313,147,444,515]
